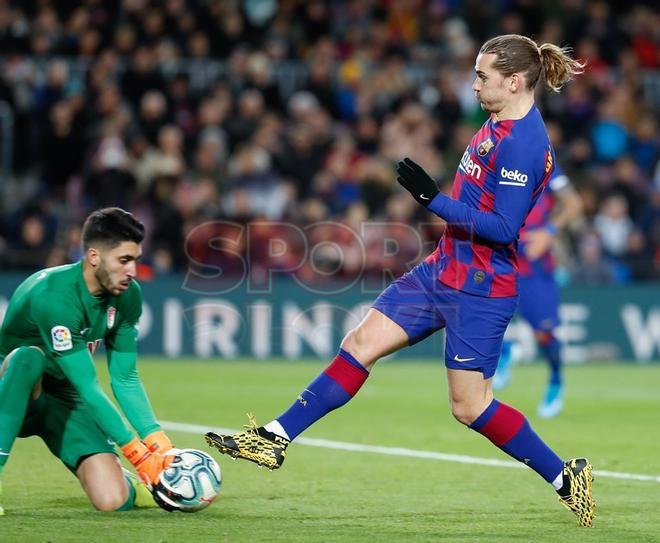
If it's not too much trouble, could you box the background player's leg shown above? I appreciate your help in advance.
[273,309,409,440]
[536,329,564,418]
[492,340,514,390]
[447,368,564,486]
[77,453,132,511]
[518,275,564,417]
[0,347,46,473]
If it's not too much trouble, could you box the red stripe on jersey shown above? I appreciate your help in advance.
[439,258,469,290]
[441,230,455,258]
[488,120,514,170]
[511,247,519,274]
[479,402,526,446]
[518,254,532,276]
[451,170,466,200]
[492,119,514,140]
[472,243,494,273]
[490,272,516,297]
[425,246,441,265]
[474,122,491,144]
[477,187,495,212]
[447,224,470,242]
[324,355,368,397]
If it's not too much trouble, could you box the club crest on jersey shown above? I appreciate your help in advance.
[51,325,72,351]
[107,306,117,329]
[477,137,494,157]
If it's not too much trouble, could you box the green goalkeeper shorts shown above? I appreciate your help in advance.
[19,391,116,472]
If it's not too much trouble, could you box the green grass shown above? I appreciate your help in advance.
[2,359,660,542]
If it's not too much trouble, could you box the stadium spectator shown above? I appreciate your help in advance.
[0,0,654,284]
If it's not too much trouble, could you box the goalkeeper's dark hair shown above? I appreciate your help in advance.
[480,34,585,92]
[82,207,145,250]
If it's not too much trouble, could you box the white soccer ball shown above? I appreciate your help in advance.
[153,448,222,512]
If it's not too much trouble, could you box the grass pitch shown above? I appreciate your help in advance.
[2,358,660,543]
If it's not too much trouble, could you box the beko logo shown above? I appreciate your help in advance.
[499,167,528,186]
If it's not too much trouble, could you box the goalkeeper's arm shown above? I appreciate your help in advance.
[57,349,135,446]
[108,349,160,438]
[56,349,171,483]
[107,349,173,453]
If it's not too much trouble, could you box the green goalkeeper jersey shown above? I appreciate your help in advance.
[0,261,160,446]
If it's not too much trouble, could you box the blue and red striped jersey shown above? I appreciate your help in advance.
[426,105,555,297]
[518,165,570,278]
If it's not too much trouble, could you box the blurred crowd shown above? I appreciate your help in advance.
[0,0,658,285]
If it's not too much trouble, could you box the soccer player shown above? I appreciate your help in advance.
[206,35,595,527]
[492,164,584,419]
[0,208,174,515]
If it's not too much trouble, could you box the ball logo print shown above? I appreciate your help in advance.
[152,448,222,512]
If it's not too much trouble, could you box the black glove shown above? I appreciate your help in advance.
[395,157,439,207]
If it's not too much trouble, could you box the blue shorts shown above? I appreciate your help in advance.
[372,262,517,378]
[518,274,560,332]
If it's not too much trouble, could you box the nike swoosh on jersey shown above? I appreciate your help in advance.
[420,194,430,200]
[453,355,476,362]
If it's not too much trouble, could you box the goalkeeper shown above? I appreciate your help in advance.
[0,207,174,515]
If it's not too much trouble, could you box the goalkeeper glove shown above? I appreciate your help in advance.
[143,430,173,454]
[121,438,172,488]
[395,157,439,207]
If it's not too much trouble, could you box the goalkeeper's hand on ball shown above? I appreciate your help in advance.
[121,438,173,488]
[144,430,174,454]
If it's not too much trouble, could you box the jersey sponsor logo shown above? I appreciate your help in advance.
[51,325,73,351]
[458,148,483,180]
[499,167,528,186]
[107,306,117,329]
[453,354,476,362]
[477,137,494,157]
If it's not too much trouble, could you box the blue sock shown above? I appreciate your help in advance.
[469,399,564,483]
[277,349,369,440]
[539,334,562,386]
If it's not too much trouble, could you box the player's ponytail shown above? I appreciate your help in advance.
[538,43,585,92]
[480,34,585,93]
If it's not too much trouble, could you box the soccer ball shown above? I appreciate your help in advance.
[152,448,222,512]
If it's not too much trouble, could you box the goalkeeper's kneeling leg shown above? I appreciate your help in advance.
[78,453,153,512]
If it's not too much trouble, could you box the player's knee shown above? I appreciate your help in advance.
[5,346,45,382]
[91,487,129,512]
[341,328,379,370]
[340,328,365,355]
[450,399,482,426]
